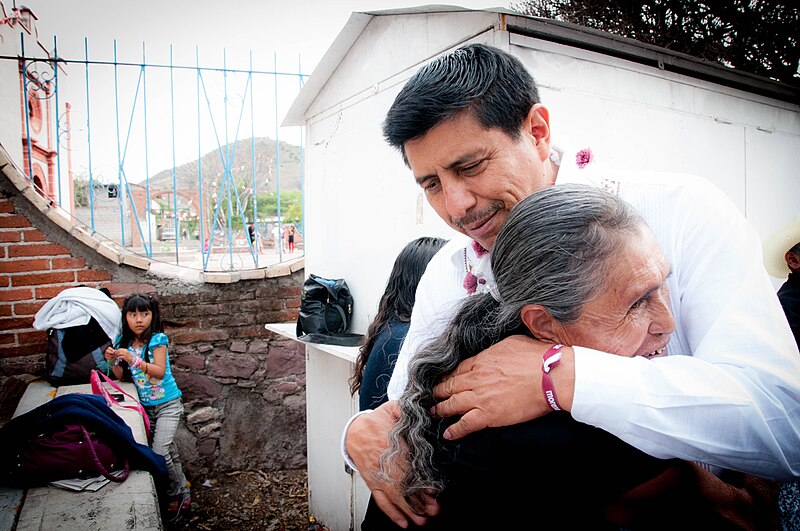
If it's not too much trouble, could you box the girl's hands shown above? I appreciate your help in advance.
[104,347,133,364]
[115,348,133,364]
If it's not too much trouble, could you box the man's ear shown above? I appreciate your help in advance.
[523,103,552,161]
[520,304,559,341]
[786,251,800,271]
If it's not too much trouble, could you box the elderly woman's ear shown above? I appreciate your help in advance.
[520,304,561,343]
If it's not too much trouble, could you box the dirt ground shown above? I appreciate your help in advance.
[170,468,328,531]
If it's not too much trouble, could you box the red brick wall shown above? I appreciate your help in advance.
[0,197,115,361]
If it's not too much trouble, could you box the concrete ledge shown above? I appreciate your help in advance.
[0,147,30,191]
[21,184,54,211]
[0,487,23,530]
[45,207,75,232]
[266,262,292,278]
[202,271,241,283]
[6,380,163,530]
[17,471,161,531]
[96,242,122,264]
[70,225,102,249]
[122,252,152,271]
[240,268,267,280]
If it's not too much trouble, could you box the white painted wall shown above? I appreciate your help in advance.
[515,34,800,241]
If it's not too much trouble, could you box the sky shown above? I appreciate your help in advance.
[18,0,506,74]
[8,0,507,183]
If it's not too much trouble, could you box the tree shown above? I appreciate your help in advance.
[510,0,799,85]
[73,177,90,208]
[244,190,302,224]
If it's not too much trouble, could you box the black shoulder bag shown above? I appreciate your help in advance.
[296,274,363,346]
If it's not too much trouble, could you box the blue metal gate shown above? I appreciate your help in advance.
[8,27,306,272]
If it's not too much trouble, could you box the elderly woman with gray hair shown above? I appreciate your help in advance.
[362,184,778,530]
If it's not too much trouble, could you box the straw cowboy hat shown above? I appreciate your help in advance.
[763,217,800,277]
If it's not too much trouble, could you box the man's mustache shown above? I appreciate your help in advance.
[453,202,504,229]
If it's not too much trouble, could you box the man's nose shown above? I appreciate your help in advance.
[648,290,675,336]
[441,178,477,219]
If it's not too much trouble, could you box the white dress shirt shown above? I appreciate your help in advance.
[385,149,800,480]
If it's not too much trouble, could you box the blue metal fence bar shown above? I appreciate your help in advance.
[53,35,62,205]
[249,51,258,268]
[0,55,301,77]
[112,40,151,253]
[142,42,153,258]
[112,44,145,253]
[223,49,233,264]
[119,63,150,256]
[196,47,209,271]
[197,60,233,269]
[84,38,96,231]
[298,54,305,238]
[274,52,282,263]
[227,64,257,266]
[112,40,126,246]
[195,50,258,271]
[169,45,179,265]
[20,35,33,181]
[217,51,264,269]
[142,43,153,258]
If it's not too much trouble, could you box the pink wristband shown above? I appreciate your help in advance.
[542,344,565,411]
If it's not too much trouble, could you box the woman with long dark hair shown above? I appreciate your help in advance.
[351,236,447,411]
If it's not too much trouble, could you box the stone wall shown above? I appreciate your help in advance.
[0,158,307,479]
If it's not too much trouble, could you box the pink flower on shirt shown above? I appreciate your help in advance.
[576,148,593,169]
[464,271,479,295]
[471,240,488,258]
[464,241,491,295]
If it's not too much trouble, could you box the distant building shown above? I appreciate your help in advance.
[0,3,73,209]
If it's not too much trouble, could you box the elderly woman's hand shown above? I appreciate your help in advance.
[431,335,576,440]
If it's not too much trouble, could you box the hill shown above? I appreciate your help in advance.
[149,137,302,193]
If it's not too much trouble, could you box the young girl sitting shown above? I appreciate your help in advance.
[104,293,191,521]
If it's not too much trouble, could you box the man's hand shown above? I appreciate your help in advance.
[431,335,575,440]
[345,401,438,527]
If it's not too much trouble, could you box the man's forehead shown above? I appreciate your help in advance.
[410,147,485,179]
[405,114,497,170]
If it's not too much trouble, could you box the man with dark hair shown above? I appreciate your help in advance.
[763,219,800,530]
[343,43,800,526]
[779,241,800,346]
[764,219,800,346]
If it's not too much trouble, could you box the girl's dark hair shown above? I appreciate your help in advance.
[119,293,162,362]
[350,236,448,395]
